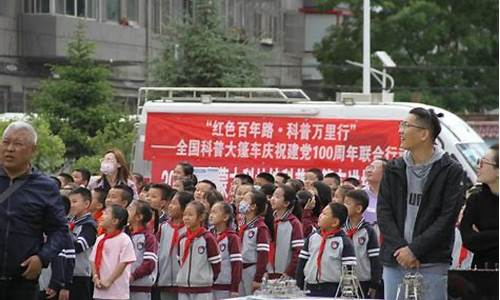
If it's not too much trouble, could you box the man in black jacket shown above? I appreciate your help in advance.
[377,108,465,300]
[0,121,68,300]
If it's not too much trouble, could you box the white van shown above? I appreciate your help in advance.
[132,87,486,191]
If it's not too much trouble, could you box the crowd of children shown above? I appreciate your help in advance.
[40,158,473,300]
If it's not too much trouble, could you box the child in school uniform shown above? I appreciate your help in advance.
[238,189,271,295]
[38,195,75,300]
[209,202,242,299]
[90,205,137,300]
[343,189,382,298]
[68,187,98,300]
[268,184,304,279]
[297,190,320,237]
[147,184,176,225]
[128,200,159,300]
[176,201,221,300]
[296,202,357,297]
[157,191,192,300]
[90,187,107,236]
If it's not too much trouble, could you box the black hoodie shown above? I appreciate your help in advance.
[377,153,466,266]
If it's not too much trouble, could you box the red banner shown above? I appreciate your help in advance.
[144,113,402,189]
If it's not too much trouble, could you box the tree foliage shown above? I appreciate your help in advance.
[151,2,263,87]
[72,119,136,174]
[0,117,65,173]
[33,21,123,159]
[314,0,498,112]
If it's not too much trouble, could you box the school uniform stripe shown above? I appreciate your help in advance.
[143,255,158,262]
[291,240,305,247]
[77,237,90,250]
[208,255,222,263]
[229,254,243,262]
[256,243,270,251]
[342,256,357,265]
[58,252,76,259]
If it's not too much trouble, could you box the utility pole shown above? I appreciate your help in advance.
[362,0,371,95]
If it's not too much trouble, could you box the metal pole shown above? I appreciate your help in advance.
[363,0,371,95]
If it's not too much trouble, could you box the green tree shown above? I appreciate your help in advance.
[33,21,122,159]
[72,119,137,174]
[0,117,65,173]
[314,0,498,112]
[151,1,263,87]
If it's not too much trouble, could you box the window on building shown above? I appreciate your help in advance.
[0,86,10,113]
[227,0,234,27]
[76,0,86,17]
[254,13,262,37]
[183,0,193,20]
[153,0,161,33]
[55,0,64,14]
[87,0,96,18]
[27,0,97,17]
[24,0,50,13]
[65,0,75,15]
[106,0,121,21]
[23,87,37,113]
[272,16,278,42]
[39,0,50,13]
[126,0,138,22]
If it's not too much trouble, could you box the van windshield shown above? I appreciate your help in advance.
[456,142,488,172]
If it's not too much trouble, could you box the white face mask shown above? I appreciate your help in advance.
[238,201,251,214]
[100,161,116,175]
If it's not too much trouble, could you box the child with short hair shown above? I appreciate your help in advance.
[106,185,134,208]
[343,189,382,298]
[268,184,304,279]
[91,187,107,236]
[176,201,221,300]
[147,183,176,224]
[157,191,192,300]
[68,187,97,300]
[128,200,159,300]
[139,183,152,202]
[90,205,137,300]
[333,184,355,204]
[238,189,271,295]
[209,202,242,299]
[296,202,357,297]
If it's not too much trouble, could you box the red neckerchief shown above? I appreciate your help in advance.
[132,226,146,235]
[181,227,206,266]
[346,219,363,239]
[169,221,185,253]
[317,228,342,280]
[92,210,104,223]
[346,227,358,239]
[458,246,469,267]
[217,229,229,243]
[69,221,75,231]
[238,224,248,241]
[95,230,122,277]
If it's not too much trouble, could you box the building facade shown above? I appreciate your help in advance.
[0,0,346,113]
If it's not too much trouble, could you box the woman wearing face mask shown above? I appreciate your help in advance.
[88,149,138,200]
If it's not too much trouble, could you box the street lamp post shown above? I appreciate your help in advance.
[362,0,371,95]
